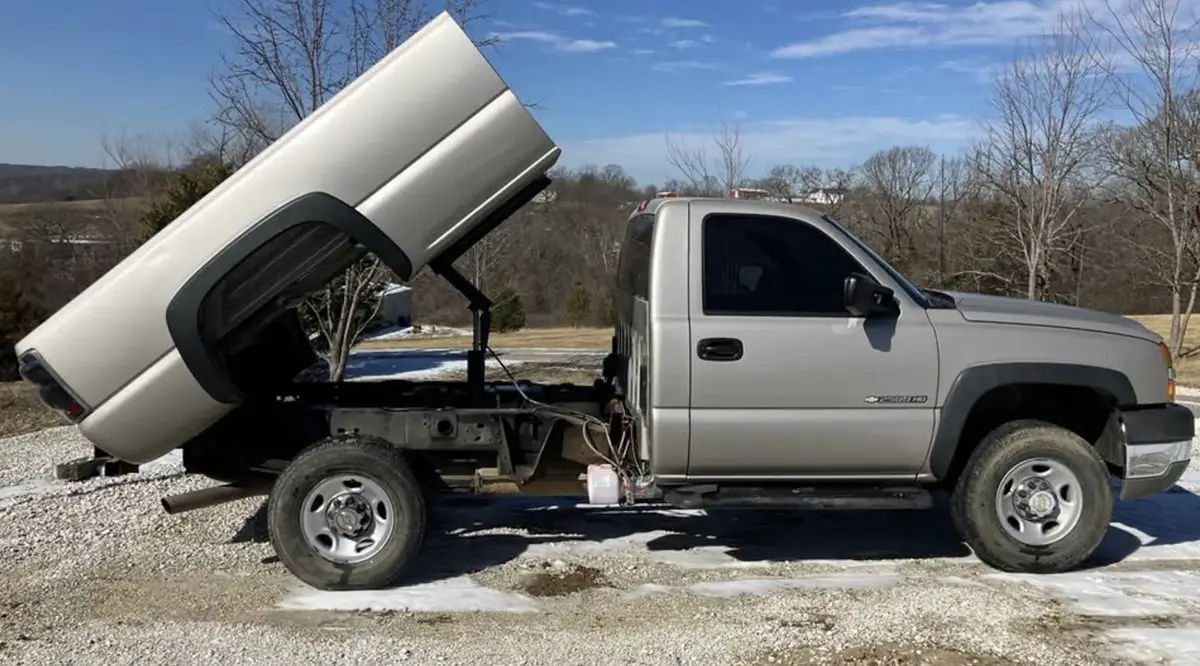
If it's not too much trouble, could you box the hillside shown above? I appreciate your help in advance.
[0,163,127,204]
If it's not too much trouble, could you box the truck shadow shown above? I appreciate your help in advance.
[1094,483,1200,564]
[229,483,1200,584]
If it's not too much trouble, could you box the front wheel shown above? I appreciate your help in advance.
[268,435,426,590]
[951,420,1112,574]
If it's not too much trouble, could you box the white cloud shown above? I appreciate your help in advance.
[650,60,722,73]
[560,39,617,52]
[532,2,595,17]
[938,58,1002,82]
[662,17,709,28]
[722,72,794,86]
[561,115,980,184]
[670,39,701,49]
[769,0,1157,58]
[493,30,560,44]
[491,30,615,53]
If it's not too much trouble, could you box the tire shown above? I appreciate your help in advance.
[950,419,1112,574]
[268,434,426,590]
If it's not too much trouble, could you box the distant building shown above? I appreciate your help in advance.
[799,188,846,206]
[376,283,413,328]
[727,187,771,200]
[531,189,558,204]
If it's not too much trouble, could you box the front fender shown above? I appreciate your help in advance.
[928,362,1136,481]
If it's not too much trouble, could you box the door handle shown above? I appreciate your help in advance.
[697,337,743,361]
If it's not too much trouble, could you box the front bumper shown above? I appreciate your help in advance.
[1119,403,1195,501]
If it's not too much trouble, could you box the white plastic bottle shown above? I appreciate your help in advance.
[586,464,620,505]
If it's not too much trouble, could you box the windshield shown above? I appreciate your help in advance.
[821,214,931,308]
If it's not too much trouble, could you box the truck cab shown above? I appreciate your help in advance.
[614,196,942,483]
[610,195,1192,573]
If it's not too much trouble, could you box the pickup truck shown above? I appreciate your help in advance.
[13,12,1193,591]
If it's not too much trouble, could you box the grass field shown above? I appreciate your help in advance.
[1130,314,1200,385]
[0,197,146,216]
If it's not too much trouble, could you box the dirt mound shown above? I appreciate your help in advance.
[520,562,608,597]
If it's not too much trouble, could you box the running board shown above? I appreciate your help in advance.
[662,485,933,511]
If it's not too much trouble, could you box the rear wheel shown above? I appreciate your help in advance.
[268,434,426,590]
[950,420,1112,573]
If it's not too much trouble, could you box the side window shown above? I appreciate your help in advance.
[616,213,654,299]
[702,213,867,316]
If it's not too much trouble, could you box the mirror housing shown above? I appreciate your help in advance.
[843,272,898,317]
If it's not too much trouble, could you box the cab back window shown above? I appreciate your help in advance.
[616,213,654,300]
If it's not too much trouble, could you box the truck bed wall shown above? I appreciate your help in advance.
[15,12,560,464]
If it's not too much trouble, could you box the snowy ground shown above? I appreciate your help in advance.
[3,357,1200,664]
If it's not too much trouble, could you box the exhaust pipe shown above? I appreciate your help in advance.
[161,483,270,515]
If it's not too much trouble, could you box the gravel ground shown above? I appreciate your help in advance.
[0,425,1194,665]
[0,383,63,439]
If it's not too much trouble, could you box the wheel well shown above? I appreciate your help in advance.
[943,383,1118,486]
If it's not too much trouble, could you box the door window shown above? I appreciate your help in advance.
[702,213,867,316]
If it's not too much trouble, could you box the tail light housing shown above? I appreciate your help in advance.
[17,351,90,423]
[1160,341,1176,402]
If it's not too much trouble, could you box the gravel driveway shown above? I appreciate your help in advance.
[4,426,1200,665]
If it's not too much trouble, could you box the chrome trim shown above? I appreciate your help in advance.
[1125,439,1192,479]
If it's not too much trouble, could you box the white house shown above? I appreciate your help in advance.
[376,283,413,327]
[799,188,846,206]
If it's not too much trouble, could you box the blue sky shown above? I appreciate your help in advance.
[0,0,1114,186]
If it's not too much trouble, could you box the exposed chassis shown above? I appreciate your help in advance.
[161,173,627,512]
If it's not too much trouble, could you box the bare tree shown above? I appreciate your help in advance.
[1088,0,1200,359]
[760,164,823,202]
[302,257,390,381]
[860,145,937,268]
[665,122,751,196]
[934,154,977,285]
[210,0,494,380]
[974,14,1110,300]
[97,133,176,253]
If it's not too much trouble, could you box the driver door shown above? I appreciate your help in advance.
[686,204,939,480]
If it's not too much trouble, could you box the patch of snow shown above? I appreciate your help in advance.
[360,324,469,342]
[983,571,1189,616]
[348,357,518,382]
[686,573,905,598]
[1106,627,1200,665]
[984,570,1200,663]
[0,479,58,509]
[625,572,905,600]
[278,575,540,613]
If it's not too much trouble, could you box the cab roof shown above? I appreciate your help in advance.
[627,195,829,222]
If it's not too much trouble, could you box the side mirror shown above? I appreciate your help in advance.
[843,272,898,317]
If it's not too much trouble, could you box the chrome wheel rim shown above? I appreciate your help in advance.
[300,474,395,564]
[994,457,1083,547]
